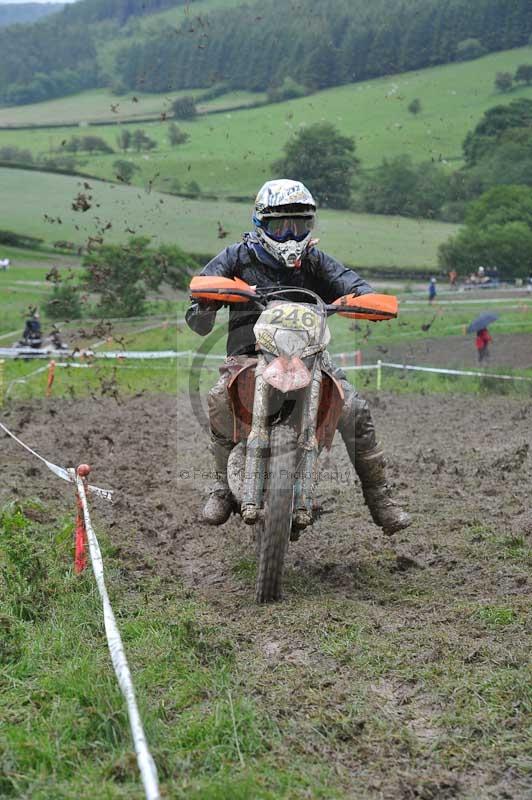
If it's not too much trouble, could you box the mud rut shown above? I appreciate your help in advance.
[2,390,532,798]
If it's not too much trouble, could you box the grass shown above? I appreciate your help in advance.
[1,489,530,798]
[0,167,459,270]
[0,88,265,128]
[0,47,531,196]
[0,504,339,799]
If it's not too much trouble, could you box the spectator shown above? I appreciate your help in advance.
[476,327,492,363]
[428,277,437,304]
[0,258,9,271]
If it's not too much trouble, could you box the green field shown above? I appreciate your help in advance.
[0,48,531,197]
[0,167,459,271]
[0,88,265,128]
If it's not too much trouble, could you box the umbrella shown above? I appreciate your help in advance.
[467,312,499,334]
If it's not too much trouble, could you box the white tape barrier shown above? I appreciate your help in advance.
[5,363,49,397]
[0,422,113,500]
[76,474,161,800]
[380,361,532,382]
[342,362,532,382]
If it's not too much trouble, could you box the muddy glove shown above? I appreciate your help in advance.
[185,300,222,336]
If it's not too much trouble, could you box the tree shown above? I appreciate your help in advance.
[171,96,197,120]
[462,99,532,166]
[267,76,308,103]
[44,282,83,320]
[167,122,189,146]
[273,122,359,209]
[80,135,114,154]
[455,38,486,62]
[83,237,197,316]
[439,186,532,278]
[361,156,449,218]
[439,221,532,278]
[185,180,201,196]
[407,98,421,115]
[494,72,513,93]
[131,129,157,152]
[465,185,532,229]
[515,64,532,86]
[113,159,139,183]
[116,129,131,152]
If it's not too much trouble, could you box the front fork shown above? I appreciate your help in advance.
[240,355,322,530]
[241,356,269,524]
[293,364,322,529]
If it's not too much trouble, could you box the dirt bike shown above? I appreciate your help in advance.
[190,276,398,603]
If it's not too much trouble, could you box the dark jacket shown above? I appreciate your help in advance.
[186,233,374,356]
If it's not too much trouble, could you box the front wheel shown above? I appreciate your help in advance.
[255,424,297,603]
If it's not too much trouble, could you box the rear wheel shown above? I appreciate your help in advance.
[255,424,297,603]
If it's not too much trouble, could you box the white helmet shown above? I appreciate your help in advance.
[253,179,316,268]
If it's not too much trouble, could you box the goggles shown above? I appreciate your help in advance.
[262,215,314,242]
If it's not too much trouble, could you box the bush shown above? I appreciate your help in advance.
[455,38,486,61]
[199,83,230,102]
[515,64,532,86]
[116,129,131,152]
[113,159,138,183]
[439,221,532,278]
[167,122,189,146]
[44,282,83,320]
[61,135,113,154]
[38,155,77,172]
[267,77,308,103]
[407,98,421,115]
[0,229,43,249]
[361,156,449,219]
[185,180,201,196]
[439,186,532,278]
[132,129,157,152]
[83,237,198,316]
[0,146,33,163]
[172,96,197,120]
[494,72,513,93]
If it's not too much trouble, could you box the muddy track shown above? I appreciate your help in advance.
[2,390,531,798]
[361,332,532,370]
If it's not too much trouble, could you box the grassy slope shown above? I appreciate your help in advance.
[0,48,531,195]
[0,167,458,270]
[0,88,266,127]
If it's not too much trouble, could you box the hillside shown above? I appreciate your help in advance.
[0,0,530,106]
[0,48,530,200]
[0,167,458,270]
[0,3,63,28]
[0,0,201,105]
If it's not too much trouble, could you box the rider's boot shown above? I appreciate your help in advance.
[353,445,412,535]
[202,441,234,525]
[338,391,411,536]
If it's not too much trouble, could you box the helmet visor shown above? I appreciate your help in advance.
[262,215,314,242]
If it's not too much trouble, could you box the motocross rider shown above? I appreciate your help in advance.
[186,179,411,535]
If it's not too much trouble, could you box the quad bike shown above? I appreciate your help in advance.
[16,327,68,353]
[190,276,398,603]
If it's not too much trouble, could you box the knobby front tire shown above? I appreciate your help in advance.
[255,424,297,603]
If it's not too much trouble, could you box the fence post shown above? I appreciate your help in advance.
[46,360,56,398]
[376,359,382,391]
[0,359,4,407]
[74,464,91,574]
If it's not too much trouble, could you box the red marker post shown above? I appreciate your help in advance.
[74,464,91,573]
